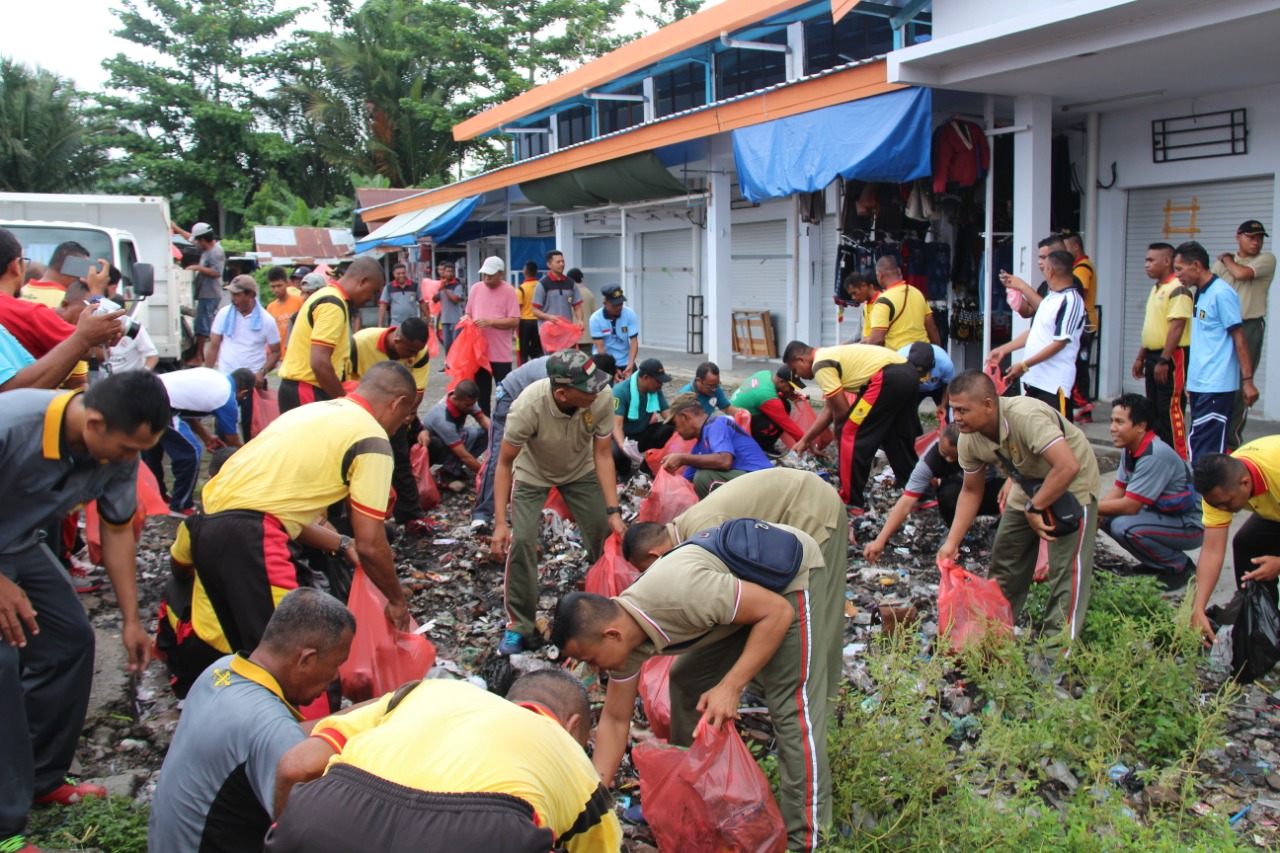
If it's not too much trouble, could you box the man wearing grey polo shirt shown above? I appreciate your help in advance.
[0,371,169,853]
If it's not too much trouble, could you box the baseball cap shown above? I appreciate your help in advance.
[663,391,702,422]
[546,349,610,394]
[601,285,626,306]
[478,256,505,275]
[224,275,258,295]
[300,273,327,293]
[191,222,214,240]
[776,365,806,390]
[905,341,937,374]
[637,358,672,383]
[1238,220,1269,236]
[291,265,312,279]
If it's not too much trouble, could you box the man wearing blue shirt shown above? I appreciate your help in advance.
[1176,241,1258,461]
[899,341,954,412]
[589,286,639,382]
[661,392,773,498]
[675,361,739,416]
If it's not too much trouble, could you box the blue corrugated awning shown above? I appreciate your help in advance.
[354,195,481,253]
[731,87,933,203]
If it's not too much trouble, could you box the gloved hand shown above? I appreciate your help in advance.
[623,438,644,464]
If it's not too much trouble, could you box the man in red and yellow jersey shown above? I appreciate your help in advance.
[1189,436,1280,645]
[267,671,621,853]
[784,341,920,512]
[1063,231,1098,418]
[277,258,383,412]
[864,256,941,350]
[162,362,417,696]
[1132,242,1192,459]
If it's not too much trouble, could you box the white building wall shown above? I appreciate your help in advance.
[1093,82,1280,417]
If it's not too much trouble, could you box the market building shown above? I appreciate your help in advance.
[356,0,1280,419]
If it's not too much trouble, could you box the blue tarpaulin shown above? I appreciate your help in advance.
[731,88,933,202]
[354,195,481,253]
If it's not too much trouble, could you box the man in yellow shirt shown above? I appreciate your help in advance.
[516,260,543,363]
[349,317,435,536]
[277,258,383,412]
[1132,242,1192,459]
[864,256,940,350]
[784,341,920,511]
[265,266,305,360]
[1189,437,1280,644]
[266,671,622,853]
[163,362,416,694]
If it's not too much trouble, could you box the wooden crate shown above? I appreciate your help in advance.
[731,310,776,358]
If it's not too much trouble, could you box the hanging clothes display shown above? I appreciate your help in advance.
[932,119,990,194]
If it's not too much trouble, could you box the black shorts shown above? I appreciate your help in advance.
[278,378,332,413]
[265,764,555,853]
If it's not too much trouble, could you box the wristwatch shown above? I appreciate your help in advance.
[331,535,351,556]
[605,506,623,516]
[1024,500,1046,517]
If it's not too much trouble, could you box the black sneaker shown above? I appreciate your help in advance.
[1158,562,1193,592]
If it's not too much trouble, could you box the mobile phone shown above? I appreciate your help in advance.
[60,256,93,279]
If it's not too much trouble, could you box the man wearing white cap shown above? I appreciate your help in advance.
[464,256,519,415]
[172,222,225,367]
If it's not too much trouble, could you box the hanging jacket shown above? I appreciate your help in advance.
[932,120,990,194]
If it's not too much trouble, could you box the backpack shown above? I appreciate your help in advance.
[682,518,804,593]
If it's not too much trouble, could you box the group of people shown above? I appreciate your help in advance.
[2,212,1280,853]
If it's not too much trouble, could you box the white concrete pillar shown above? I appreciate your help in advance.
[554,214,577,267]
[795,203,822,346]
[705,139,734,366]
[1010,94,1053,349]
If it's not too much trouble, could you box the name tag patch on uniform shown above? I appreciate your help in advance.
[584,412,595,431]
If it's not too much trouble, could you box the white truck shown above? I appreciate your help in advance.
[0,192,196,363]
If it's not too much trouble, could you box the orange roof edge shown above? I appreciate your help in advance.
[375,61,895,222]
[453,0,817,142]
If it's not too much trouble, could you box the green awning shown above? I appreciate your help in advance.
[519,152,689,213]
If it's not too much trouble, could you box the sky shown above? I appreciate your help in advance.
[6,0,725,92]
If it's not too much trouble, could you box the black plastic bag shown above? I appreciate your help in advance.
[1231,581,1280,683]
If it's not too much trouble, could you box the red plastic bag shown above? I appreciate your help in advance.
[915,426,940,456]
[662,433,695,456]
[543,486,575,521]
[339,568,436,702]
[936,558,1014,653]
[250,387,280,438]
[427,326,440,360]
[732,408,753,433]
[584,534,640,598]
[539,321,583,354]
[136,465,169,517]
[637,467,699,524]
[408,444,440,511]
[85,466,167,564]
[445,318,491,390]
[783,398,833,451]
[1033,540,1050,583]
[633,720,787,853]
[638,655,675,741]
[984,362,1008,395]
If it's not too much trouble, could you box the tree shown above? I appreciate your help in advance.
[0,59,109,193]
[99,0,303,234]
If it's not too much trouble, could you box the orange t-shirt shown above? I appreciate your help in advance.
[266,287,305,358]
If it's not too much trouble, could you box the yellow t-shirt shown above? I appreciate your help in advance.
[309,680,622,853]
[349,326,430,392]
[278,285,352,386]
[518,279,539,321]
[1074,257,1098,331]
[174,395,393,540]
[810,344,906,397]
[1202,436,1280,528]
[20,281,67,309]
[1140,275,1193,351]
[867,281,932,350]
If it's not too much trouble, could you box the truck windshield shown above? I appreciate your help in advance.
[3,225,113,270]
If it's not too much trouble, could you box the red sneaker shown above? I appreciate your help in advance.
[33,780,106,806]
[67,564,103,594]
[403,518,442,538]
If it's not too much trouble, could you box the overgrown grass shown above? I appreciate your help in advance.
[27,795,150,853]
[822,574,1246,851]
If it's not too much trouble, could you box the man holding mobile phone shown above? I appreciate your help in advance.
[22,243,110,309]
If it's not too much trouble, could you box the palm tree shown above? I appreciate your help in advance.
[0,59,108,193]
